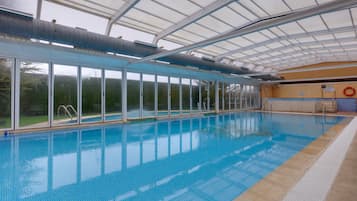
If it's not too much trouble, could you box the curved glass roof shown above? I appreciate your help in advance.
[3,0,357,74]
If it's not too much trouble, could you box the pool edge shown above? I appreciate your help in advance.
[234,116,353,201]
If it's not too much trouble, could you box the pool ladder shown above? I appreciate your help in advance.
[57,105,77,120]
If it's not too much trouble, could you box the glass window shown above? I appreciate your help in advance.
[236,84,241,110]
[82,67,102,123]
[20,62,49,128]
[219,83,224,111]
[127,72,140,119]
[209,81,215,112]
[143,74,155,117]
[53,64,78,126]
[192,79,200,112]
[224,83,230,111]
[170,77,180,115]
[158,76,168,116]
[182,78,190,114]
[0,58,12,130]
[201,81,209,112]
[105,70,121,121]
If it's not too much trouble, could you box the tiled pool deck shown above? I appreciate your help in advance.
[235,116,355,201]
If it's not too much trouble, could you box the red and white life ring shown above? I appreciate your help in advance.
[343,86,356,97]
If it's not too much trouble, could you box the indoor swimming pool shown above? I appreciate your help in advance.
[0,112,344,201]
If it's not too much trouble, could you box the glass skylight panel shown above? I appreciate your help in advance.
[202,46,226,55]
[172,30,205,43]
[323,42,340,47]
[232,53,247,58]
[110,24,155,43]
[279,22,305,35]
[240,0,269,18]
[242,49,257,55]
[269,27,286,37]
[214,41,240,51]
[297,36,315,43]
[260,30,277,39]
[41,1,107,34]
[184,23,218,38]
[269,51,282,56]
[284,0,317,10]
[229,37,253,47]
[157,39,183,50]
[253,0,290,15]
[135,1,185,23]
[125,9,173,29]
[334,31,356,39]
[212,7,249,27]
[196,16,232,33]
[340,41,357,46]
[229,2,258,21]
[190,0,216,7]
[314,34,335,41]
[120,17,162,33]
[254,46,270,52]
[243,32,269,43]
[156,0,201,15]
[266,42,283,49]
[322,9,353,29]
[259,54,270,59]
[298,16,327,32]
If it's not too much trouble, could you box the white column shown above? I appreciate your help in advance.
[14,59,20,129]
[215,81,219,113]
[221,83,225,111]
[207,83,210,111]
[239,84,244,110]
[154,75,158,116]
[122,70,127,122]
[179,77,182,115]
[101,68,105,122]
[78,66,82,124]
[189,79,192,113]
[168,76,171,116]
[139,73,143,119]
[198,81,202,112]
[49,62,54,126]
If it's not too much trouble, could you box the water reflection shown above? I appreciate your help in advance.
[0,112,343,201]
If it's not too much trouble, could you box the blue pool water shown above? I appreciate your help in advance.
[0,112,344,201]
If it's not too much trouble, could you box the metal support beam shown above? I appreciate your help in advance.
[264,75,357,83]
[216,26,357,59]
[152,0,236,44]
[36,0,43,19]
[134,0,357,64]
[237,36,357,60]
[105,0,140,35]
[246,62,357,77]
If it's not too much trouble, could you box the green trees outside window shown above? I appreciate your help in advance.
[54,64,78,125]
[20,62,49,128]
[105,70,122,121]
[192,80,200,112]
[170,77,180,113]
[82,67,102,122]
[0,58,12,129]
[143,74,155,117]
[157,76,168,114]
[182,78,190,113]
[127,72,140,118]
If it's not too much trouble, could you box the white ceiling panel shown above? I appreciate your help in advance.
[298,15,327,32]
[322,9,353,29]
[212,6,249,27]
[196,16,232,33]
[284,0,317,10]
[253,0,290,15]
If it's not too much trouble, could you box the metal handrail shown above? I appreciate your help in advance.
[57,105,73,120]
[66,105,77,116]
